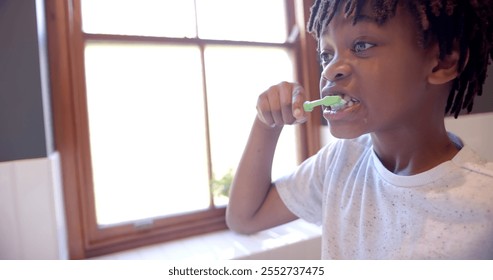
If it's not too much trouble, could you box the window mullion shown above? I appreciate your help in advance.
[193,0,199,39]
[194,0,215,208]
[199,42,216,209]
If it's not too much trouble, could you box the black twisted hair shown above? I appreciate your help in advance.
[307,0,493,118]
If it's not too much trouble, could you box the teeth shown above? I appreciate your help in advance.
[331,102,345,109]
[337,94,359,103]
[327,94,358,112]
[321,93,359,113]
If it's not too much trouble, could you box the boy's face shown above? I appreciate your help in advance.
[318,3,438,139]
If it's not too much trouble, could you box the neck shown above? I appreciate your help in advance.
[370,118,459,176]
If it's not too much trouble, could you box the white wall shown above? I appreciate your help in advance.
[0,0,68,260]
[0,152,67,259]
[444,112,493,161]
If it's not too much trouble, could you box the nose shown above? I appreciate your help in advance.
[321,57,351,83]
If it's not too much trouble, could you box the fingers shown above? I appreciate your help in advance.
[292,85,307,124]
[256,82,307,128]
[257,94,274,126]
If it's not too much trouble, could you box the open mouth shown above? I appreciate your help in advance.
[324,94,360,113]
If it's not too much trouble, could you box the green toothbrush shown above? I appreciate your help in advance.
[303,96,346,112]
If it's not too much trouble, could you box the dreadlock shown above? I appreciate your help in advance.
[307,0,493,118]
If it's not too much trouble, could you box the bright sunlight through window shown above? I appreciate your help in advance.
[81,0,297,226]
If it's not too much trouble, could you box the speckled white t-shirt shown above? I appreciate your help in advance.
[275,133,493,259]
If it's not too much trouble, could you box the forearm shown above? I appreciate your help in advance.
[226,81,306,234]
[226,117,283,233]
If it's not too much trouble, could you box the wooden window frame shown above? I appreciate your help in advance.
[45,0,322,259]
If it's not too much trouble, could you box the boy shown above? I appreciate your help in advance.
[226,0,493,259]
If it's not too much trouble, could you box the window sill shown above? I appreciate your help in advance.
[89,219,322,260]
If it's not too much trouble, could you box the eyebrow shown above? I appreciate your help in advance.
[351,14,380,25]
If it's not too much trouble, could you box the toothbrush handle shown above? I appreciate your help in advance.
[303,99,325,112]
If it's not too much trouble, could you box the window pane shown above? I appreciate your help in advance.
[84,42,210,226]
[196,0,288,42]
[205,46,298,206]
[81,0,196,38]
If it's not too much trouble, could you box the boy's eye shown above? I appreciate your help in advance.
[352,41,375,53]
[319,52,334,66]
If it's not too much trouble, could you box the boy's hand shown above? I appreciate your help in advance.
[256,82,307,128]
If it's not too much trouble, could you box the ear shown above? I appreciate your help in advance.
[427,46,462,85]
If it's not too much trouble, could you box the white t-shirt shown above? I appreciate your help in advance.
[276,133,493,259]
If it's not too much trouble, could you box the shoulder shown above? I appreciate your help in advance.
[453,145,493,180]
[278,134,373,184]
[449,146,493,210]
[286,134,372,184]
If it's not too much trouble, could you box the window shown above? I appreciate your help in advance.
[46,0,322,259]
